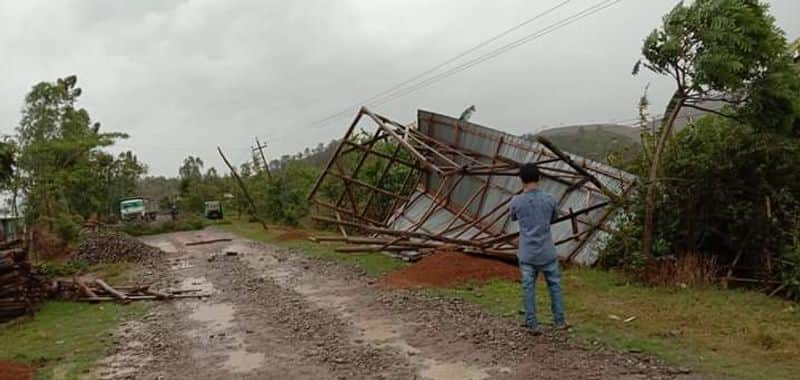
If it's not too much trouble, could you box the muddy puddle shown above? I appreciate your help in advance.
[189,303,236,331]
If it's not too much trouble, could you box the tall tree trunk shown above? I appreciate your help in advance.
[642,92,685,264]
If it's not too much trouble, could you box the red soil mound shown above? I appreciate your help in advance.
[0,361,34,380]
[276,230,310,241]
[381,250,519,288]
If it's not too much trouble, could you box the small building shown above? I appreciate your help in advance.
[0,214,24,241]
[0,193,24,241]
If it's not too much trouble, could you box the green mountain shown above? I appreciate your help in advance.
[534,124,641,164]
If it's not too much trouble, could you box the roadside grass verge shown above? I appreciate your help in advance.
[219,221,406,276]
[434,269,800,380]
[0,301,146,379]
[221,221,800,379]
[36,261,135,285]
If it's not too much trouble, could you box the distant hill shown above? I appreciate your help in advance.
[534,124,641,164]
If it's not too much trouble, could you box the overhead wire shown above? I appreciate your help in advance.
[310,0,623,128]
[361,0,622,111]
[308,0,574,127]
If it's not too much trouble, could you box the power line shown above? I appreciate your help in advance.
[308,0,574,128]
[311,0,622,128]
[362,0,622,111]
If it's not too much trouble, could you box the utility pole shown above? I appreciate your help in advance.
[217,146,268,231]
[252,137,272,179]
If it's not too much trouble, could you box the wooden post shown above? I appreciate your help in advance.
[254,137,272,179]
[218,146,269,230]
[95,279,128,302]
[308,108,365,201]
[362,108,445,176]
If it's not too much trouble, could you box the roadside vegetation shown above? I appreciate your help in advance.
[0,301,145,379]
[611,0,800,297]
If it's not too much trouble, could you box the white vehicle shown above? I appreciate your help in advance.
[120,197,157,221]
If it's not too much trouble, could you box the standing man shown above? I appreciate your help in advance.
[509,163,566,335]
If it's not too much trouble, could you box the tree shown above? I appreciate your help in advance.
[634,0,795,263]
[179,156,204,182]
[0,140,15,186]
[15,76,130,231]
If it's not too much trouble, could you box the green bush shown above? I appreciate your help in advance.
[37,259,87,277]
[601,116,800,294]
[264,161,316,225]
[781,224,800,299]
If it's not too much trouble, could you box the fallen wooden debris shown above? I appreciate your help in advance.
[95,278,129,302]
[1,242,45,323]
[77,293,209,302]
[74,276,99,300]
[185,238,233,246]
[55,277,209,303]
[144,288,173,300]
[166,288,203,294]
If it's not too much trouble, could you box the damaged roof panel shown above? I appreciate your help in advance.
[308,107,636,264]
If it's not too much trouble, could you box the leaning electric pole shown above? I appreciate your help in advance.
[252,137,272,179]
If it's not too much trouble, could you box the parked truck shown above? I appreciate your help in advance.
[204,200,223,220]
[120,197,158,221]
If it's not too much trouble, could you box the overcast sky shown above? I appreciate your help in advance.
[1,0,798,176]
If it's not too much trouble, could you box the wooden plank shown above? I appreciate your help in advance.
[95,279,128,302]
[308,109,364,200]
[362,108,445,176]
[185,238,233,246]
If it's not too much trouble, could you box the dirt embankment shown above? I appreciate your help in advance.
[0,361,34,380]
[275,230,310,241]
[382,250,519,288]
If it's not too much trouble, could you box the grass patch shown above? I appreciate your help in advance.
[35,261,135,286]
[0,301,146,379]
[434,268,800,380]
[220,221,406,276]
[85,262,136,285]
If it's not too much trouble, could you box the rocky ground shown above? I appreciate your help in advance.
[92,228,699,380]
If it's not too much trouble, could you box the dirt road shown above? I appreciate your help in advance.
[93,229,692,379]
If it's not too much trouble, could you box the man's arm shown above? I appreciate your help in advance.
[510,200,517,222]
[550,196,559,223]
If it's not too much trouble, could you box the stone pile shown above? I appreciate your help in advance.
[75,231,163,264]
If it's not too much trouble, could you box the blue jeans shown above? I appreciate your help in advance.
[520,260,565,329]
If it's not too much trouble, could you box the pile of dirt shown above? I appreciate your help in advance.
[74,230,163,264]
[0,360,34,380]
[276,230,310,241]
[381,250,519,288]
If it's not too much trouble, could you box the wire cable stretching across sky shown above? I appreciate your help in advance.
[310,0,623,129]
[308,0,574,127]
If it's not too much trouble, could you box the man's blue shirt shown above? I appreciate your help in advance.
[510,189,558,266]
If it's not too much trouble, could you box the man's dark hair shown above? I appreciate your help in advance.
[518,163,540,184]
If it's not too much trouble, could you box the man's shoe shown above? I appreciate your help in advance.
[527,327,543,336]
[554,323,571,331]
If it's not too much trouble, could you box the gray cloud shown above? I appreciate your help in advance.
[1,0,798,175]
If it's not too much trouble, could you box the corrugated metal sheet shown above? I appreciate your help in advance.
[387,110,635,264]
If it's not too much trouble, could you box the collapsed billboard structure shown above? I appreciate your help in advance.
[308,107,635,265]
